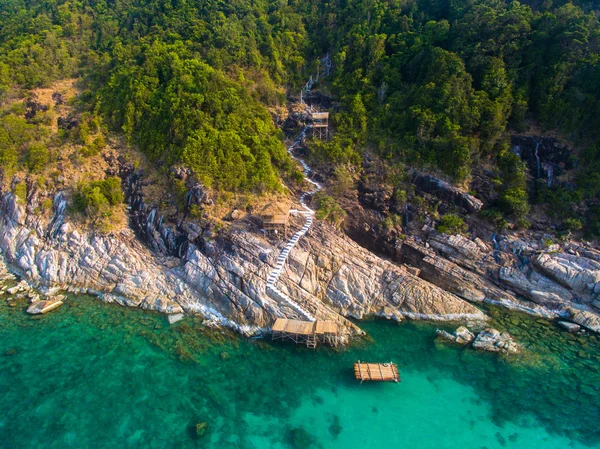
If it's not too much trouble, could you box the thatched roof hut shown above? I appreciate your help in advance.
[260,202,290,231]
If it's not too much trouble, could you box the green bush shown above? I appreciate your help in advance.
[13,182,27,203]
[499,187,530,219]
[72,177,124,218]
[563,217,582,232]
[437,214,467,235]
[291,169,305,185]
[80,136,106,157]
[380,214,403,231]
[481,208,509,230]
[394,189,407,207]
[331,165,355,196]
[40,198,54,213]
[25,144,50,173]
[315,194,346,227]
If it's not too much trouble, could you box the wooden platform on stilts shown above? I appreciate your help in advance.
[271,318,341,348]
[354,361,400,383]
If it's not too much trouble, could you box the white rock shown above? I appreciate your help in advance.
[558,321,580,332]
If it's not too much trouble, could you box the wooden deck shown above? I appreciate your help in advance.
[272,318,340,348]
[354,361,400,383]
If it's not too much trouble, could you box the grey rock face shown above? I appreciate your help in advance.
[534,253,600,292]
[498,266,573,305]
[0,192,486,335]
[399,232,600,333]
[398,238,558,319]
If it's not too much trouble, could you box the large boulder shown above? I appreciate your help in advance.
[558,321,581,333]
[26,298,63,314]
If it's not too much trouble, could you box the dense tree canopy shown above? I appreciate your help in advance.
[1,0,600,209]
[298,0,600,182]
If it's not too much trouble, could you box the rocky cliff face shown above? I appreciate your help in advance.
[0,189,487,336]
[396,232,600,333]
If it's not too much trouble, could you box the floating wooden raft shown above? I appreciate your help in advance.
[354,361,400,383]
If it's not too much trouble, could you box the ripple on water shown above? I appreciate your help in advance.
[0,295,599,448]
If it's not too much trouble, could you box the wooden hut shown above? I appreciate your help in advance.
[310,111,329,139]
[260,203,290,236]
[272,318,341,349]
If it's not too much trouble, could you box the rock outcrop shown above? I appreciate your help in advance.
[27,298,64,314]
[396,231,600,333]
[0,191,487,335]
[472,328,520,354]
[411,171,483,213]
[397,238,558,318]
[436,326,475,345]
[558,321,581,333]
[533,253,600,293]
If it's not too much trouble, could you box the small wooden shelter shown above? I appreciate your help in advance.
[260,203,290,236]
[310,111,329,140]
[354,361,400,383]
[272,318,341,348]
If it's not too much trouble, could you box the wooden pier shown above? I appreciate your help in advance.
[354,361,400,383]
[272,318,340,348]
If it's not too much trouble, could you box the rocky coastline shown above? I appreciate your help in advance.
[1,106,599,341]
[0,184,487,336]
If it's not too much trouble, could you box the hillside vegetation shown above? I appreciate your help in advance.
[0,0,599,232]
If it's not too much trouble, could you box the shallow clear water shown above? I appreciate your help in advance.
[1,294,599,449]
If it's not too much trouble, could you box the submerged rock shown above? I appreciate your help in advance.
[288,427,317,449]
[472,328,519,354]
[168,313,185,324]
[195,422,208,438]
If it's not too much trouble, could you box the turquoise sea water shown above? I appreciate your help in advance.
[1,294,599,449]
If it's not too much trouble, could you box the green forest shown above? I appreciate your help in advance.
[0,0,599,229]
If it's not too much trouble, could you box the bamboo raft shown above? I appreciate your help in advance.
[354,361,400,383]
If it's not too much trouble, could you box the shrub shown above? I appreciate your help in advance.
[97,176,124,206]
[13,182,27,203]
[380,214,403,230]
[499,187,530,219]
[563,217,582,232]
[315,194,346,227]
[437,214,467,235]
[394,189,407,207]
[72,177,124,219]
[80,135,106,157]
[331,164,355,196]
[291,169,304,185]
[498,151,530,219]
[480,208,508,230]
[25,144,50,172]
[40,197,54,213]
